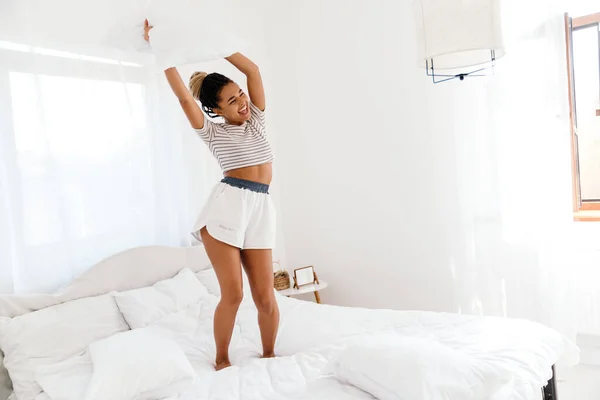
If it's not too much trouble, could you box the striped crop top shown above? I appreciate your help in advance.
[194,102,274,172]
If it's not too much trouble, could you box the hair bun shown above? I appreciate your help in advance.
[189,71,208,100]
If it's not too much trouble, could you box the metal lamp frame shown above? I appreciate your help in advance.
[426,50,497,84]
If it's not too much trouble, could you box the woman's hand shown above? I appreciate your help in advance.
[145,18,205,129]
[143,19,153,42]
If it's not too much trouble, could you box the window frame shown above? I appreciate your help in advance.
[565,12,600,222]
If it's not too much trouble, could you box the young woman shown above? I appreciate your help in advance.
[144,20,279,371]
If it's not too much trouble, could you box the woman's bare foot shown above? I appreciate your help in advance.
[215,359,232,371]
[262,352,276,359]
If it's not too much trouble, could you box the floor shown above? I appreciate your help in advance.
[558,365,600,399]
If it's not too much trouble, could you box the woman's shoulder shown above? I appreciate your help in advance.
[215,121,247,138]
[207,119,229,131]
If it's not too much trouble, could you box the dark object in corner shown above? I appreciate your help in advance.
[542,365,558,400]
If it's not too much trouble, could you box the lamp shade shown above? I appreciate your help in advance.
[413,0,505,70]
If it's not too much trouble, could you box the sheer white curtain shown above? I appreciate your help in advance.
[448,0,600,347]
[0,0,204,294]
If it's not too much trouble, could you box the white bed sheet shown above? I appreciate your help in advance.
[177,295,576,400]
[33,292,577,400]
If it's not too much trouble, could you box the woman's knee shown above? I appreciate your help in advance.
[254,292,276,314]
[221,285,244,307]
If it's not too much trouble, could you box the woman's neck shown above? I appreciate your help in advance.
[225,119,244,126]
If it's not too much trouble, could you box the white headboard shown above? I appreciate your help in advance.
[0,245,211,318]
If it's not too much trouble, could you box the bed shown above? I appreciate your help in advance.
[0,246,578,400]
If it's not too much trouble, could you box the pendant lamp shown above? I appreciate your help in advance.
[412,0,506,83]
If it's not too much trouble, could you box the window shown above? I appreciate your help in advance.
[8,72,150,246]
[0,44,167,293]
[565,12,600,221]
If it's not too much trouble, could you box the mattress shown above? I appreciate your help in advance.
[168,295,576,400]
[78,293,574,400]
[1,265,578,400]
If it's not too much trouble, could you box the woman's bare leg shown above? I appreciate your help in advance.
[241,249,279,357]
[200,227,243,370]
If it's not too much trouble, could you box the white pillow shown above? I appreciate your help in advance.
[326,337,510,400]
[35,354,91,400]
[115,268,208,329]
[85,329,195,400]
[195,268,223,297]
[101,0,243,69]
[37,330,195,400]
[100,3,151,54]
[0,295,129,400]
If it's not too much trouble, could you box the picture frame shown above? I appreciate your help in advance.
[293,266,318,289]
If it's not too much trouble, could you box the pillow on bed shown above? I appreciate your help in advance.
[326,337,510,400]
[101,0,243,70]
[0,295,129,400]
[35,353,91,400]
[85,329,195,400]
[115,268,208,329]
[36,329,195,400]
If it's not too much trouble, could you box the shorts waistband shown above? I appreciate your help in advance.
[221,177,270,194]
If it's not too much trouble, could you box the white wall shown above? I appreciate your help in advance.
[570,225,600,334]
[174,0,600,335]
[260,0,600,336]
[261,0,467,311]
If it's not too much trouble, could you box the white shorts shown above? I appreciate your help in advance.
[191,179,276,249]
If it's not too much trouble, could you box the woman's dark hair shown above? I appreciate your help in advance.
[189,72,232,118]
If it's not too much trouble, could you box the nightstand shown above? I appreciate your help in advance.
[277,281,328,304]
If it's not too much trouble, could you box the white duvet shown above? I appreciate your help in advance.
[31,276,577,400]
[0,270,578,400]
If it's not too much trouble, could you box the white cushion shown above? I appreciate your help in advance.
[84,329,195,400]
[115,268,208,329]
[35,354,91,400]
[100,7,151,54]
[326,337,509,400]
[101,0,243,70]
[0,295,129,400]
[36,330,195,400]
[195,268,223,297]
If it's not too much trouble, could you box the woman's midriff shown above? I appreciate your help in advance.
[224,163,272,185]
